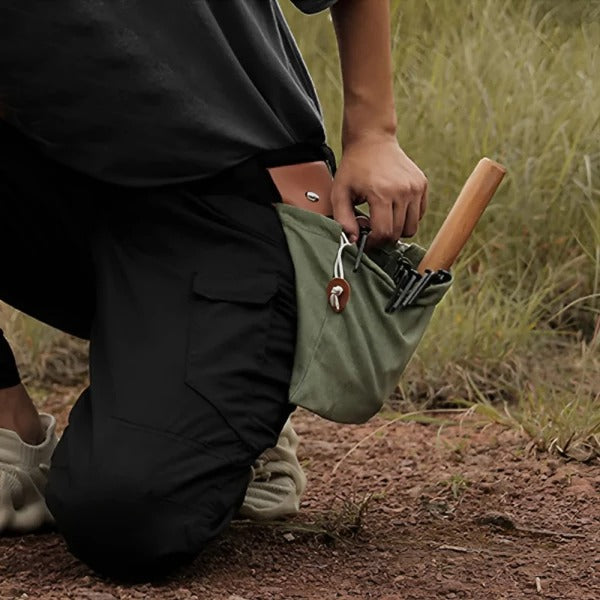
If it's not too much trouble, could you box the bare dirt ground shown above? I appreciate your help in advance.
[1,388,599,600]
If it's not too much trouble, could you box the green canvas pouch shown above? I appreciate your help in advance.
[275,203,453,424]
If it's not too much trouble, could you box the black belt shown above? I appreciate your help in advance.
[184,142,337,206]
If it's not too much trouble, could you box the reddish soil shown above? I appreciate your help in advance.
[1,389,599,600]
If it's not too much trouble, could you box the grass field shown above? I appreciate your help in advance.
[285,0,600,459]
[2,0,599,459]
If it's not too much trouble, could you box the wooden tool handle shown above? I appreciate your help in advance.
[418,157,506,274]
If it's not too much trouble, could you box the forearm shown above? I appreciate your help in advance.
[330,0,397,147]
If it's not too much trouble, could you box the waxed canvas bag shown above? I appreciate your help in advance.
[275,203,453,424]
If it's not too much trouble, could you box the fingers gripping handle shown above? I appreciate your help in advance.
[418,158,506,274]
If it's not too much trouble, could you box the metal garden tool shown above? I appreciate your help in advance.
[381,157,506,313]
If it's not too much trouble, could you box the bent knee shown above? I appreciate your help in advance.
[46,471,196,578]
[46,456,248,579]
[45,414,250,578]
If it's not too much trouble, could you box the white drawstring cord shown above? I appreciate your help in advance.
[329,232,352,311]
[333,232,352,280]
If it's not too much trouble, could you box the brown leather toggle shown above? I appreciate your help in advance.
[267,161,334,217]
[326,277,351,313]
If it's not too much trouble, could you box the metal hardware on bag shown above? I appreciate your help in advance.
[266,161,334,216]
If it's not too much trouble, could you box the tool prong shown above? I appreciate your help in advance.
[353,226,370,272]
[389,270,420,313]
[402,270,434,307]
[386,270,410,312]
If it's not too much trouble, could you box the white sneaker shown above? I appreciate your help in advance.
[239,417,307,521]
[0,413,57,533]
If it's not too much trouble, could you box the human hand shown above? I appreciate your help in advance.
[330,133,428,247]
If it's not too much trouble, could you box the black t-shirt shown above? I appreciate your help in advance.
[0,0,338,185]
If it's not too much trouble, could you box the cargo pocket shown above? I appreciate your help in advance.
[184,271,280,450]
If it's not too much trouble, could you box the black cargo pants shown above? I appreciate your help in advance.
[0,122,335,578]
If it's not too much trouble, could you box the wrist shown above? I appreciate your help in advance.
[341,120,398,150]
[341,100,397,149]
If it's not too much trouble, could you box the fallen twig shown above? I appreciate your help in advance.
[231,519,343,542]
[437,544,476,553]
[435,543,512,558]
[518,526,586,540]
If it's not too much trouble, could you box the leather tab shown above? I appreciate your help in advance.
[326,277,351,313]
[267,161,334,217]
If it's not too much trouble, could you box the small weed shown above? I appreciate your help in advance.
[437,437,472,462]
[439,474,471,501]
[233,491,381,545]
[318,492,379,539]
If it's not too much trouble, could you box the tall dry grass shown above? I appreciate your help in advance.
[287,0,600,455]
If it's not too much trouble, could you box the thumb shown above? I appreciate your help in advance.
[331,182,359,243]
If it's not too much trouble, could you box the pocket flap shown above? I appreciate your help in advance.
[192,272,278,304]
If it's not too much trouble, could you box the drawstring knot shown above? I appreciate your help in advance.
[329,284,345,311]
